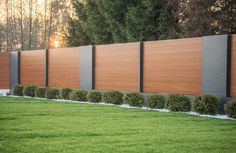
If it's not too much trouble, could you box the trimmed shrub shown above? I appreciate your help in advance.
[13,85,24,96]
[124,92,144,107]
[224,100,236,118]
[46,88,59,99]
[35,86,47,98]
[147,94,166,109]
[59,88,72,100]
[166,94,191,112]
[70,90,88,101]
[22,85,37,97]
[192,94,219,115]
[103,91,124,105]
[87,91,102,103]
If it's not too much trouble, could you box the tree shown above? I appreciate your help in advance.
[95,0,134,43]
[0,0,74,52]
[0,24,6,51]
[65,0,113,46]
[124,0,177,41]
[65,17,91,46]
[20,0,24,51]
[66,0,175,46]
[28,0,33,49]
[168,0,236,37]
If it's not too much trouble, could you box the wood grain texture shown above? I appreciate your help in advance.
[231,35,236,97]
[20,50,45,86]
[0,52,9,89]
[95,43,139,91]
[48,47,79,88]
[143,38,202,95]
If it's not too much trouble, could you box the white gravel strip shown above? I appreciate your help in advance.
[2,95,236,120]
[53,99,115,106]
[187,111,235,120]
[120,104,170,112]
[0,89,10,96]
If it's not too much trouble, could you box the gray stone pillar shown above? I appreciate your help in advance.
[202,35,230,98]
[9,51,20,94]
[79,45,94,90]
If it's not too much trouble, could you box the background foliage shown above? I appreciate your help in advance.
[65,0,235,46]
[0,0,235,51]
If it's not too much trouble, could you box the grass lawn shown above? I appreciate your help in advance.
[0,97,236,153]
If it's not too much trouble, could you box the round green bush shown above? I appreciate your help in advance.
[224,100,236,118]
[46,88,59,99]
[70,90,88,101]
[124,92,144,107]
[147,94,166,109]
[103,91,124,105]
[13,85,24,96]
[166,94,191,112]
[23,85,37,97]
[87,91,102,103]
[59,88,72,100]
[192,94,219,115]
[35,86,47,98]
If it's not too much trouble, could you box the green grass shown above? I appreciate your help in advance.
[0,97,236,153]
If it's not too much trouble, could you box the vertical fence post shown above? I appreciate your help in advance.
[92,45,95,90]
[138,42,144,92]
[45,49,49,87]
[18,51,21,84]
[226,34,232,97]
[9,51,20,94]
[79,45,94,90]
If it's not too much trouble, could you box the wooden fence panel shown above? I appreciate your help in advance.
[143,38,202,95]
[20,50,45,86]
[48,47,79,88]
[231,35,236,97]
[0,52,9,89]
[95,43,139,91]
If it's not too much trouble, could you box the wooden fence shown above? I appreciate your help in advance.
[20,50,46,86]
[95,42,139,91]
[231,35,236,97]
[0,52,9,89]
[0,34,235,97]
[143,37,202,95]
[48,47,80,88]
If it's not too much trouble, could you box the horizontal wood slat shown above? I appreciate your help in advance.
[231,35,236,97]
[143,38,202,95]
[0,52,9,89]
[20,50,45,86]
[48,47,79,88]
[95,43,139,91]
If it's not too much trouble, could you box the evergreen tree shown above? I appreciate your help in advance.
[65,17,91,46]
[66,0,175,46]
[124,0,177,41]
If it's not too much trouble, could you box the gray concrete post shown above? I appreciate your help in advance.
[202,35,230,98]
[79,45,94,90]
[9,51,20,94]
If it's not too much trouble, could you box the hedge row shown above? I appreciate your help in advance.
[13,84,236,118]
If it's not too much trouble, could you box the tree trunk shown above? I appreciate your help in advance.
[28,0,33,50]
[20,0,24,51]
[44,0,48,48]
[6,0,9,52]
[47,0,52,48]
